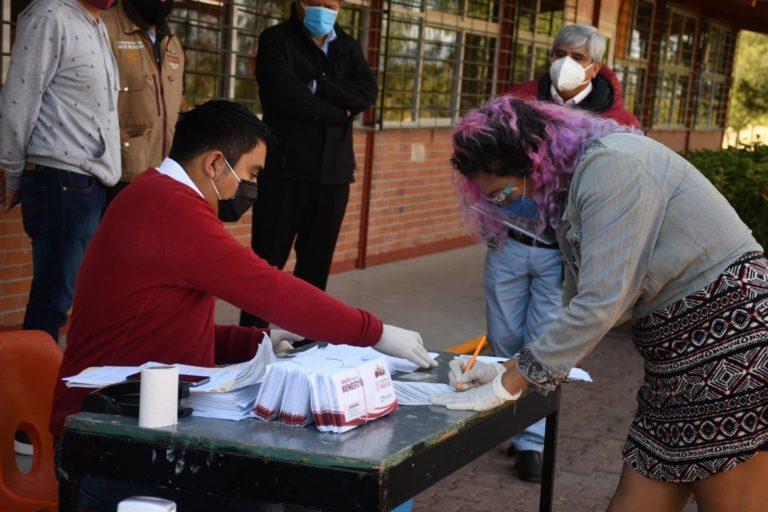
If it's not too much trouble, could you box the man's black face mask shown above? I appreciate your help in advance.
[210,158,258,223]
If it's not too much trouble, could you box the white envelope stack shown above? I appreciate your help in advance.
[253,345,399,433]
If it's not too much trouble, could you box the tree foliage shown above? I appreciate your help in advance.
[729,31,768,132]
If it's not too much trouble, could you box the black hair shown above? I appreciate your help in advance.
[450,98,549,179]
[169,100,274,167]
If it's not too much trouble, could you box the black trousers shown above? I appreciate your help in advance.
[240,179,350,328]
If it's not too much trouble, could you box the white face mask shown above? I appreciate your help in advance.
[549,56,594,92]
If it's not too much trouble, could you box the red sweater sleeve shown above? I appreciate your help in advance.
[214,325,268,364]
[163,193,383,347]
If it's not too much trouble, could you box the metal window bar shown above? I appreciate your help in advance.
[510,0,569,85]
[694,21,735,129]
[613,0,654,126]
[653,6,697,128]
[0,0,579,127]
[0,0,13,86]
[166,0,578,128]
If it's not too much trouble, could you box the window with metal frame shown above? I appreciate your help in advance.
[169,0,289,111]
[510,0,566,84]
[160,0,574,129]
[613,0,654,126]
[379,0,502,128]
[0,0,27,87]
[653,7,698,128]
[695,22,735,129]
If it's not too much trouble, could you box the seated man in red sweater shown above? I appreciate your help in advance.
[51,100,436,441]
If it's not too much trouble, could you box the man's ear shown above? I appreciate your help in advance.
[202,150,224,180]
[591,61,603,78]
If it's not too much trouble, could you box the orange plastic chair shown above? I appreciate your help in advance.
[0,330,62,512]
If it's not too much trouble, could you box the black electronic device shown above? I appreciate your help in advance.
[125,372,211,387]
[81,380,193,418]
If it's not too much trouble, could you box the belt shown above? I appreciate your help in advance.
[508,229,559,249]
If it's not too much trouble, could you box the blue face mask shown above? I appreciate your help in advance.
[302,3,338,37]
[498,195,539,220]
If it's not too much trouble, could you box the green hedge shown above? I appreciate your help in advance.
[683,145,768,250]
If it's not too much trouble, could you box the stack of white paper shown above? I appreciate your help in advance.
[63,336,277,422]
[182,338,277,392]
[63,363,157,388]
[393,382,454,406]
[183,384,261,421]
[254,345,399,433]
[357,347,440,373]
[63,335,277,393]
[287,345,439,374]
[180,340,278,421]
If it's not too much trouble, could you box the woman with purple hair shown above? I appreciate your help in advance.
[430,96,768,510]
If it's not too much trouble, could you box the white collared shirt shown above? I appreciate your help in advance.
[157,158,205,199]
[551,82,593,106]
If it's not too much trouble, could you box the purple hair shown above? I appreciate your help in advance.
[451,97,640,245]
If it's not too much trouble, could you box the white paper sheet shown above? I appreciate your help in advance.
[453,355,593,382]
[185,384,262,421]
[394,381,454,406]
[63,334,277,393]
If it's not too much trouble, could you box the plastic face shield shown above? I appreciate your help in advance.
[492,179,517,205]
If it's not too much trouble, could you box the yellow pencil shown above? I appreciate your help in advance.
[456,336,488,390]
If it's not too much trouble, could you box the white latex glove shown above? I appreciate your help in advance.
[269,329,303,354]
[374,324,438,369]
[429,372,521,411]
[449,358,505,390]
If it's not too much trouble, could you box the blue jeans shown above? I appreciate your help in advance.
[485,239,563,452]
[20,167,105,341]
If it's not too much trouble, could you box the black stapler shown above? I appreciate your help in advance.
[82,380,194,418]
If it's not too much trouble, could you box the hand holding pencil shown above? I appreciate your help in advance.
[433,336,521,410]
[448,336,506,391]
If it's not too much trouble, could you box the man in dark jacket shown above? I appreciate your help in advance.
[241,0,377,328]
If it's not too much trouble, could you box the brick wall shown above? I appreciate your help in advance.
[241,128,470,275]
[0,205,31,327]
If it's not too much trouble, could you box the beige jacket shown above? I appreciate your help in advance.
[517,133,763,390]
[102,0,185,181]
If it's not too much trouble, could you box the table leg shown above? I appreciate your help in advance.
[539,411,559,512]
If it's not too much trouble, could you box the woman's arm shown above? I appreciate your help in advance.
[513,149,667,392]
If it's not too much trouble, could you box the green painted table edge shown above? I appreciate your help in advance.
[65,401,529,471]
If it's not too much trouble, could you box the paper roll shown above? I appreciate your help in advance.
[139,366,179,428]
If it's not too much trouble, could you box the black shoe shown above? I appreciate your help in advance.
[515,450,542,483]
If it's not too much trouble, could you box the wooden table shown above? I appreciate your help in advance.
[59,352,560,511]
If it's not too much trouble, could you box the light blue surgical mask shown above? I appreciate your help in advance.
[302,2,338,37]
